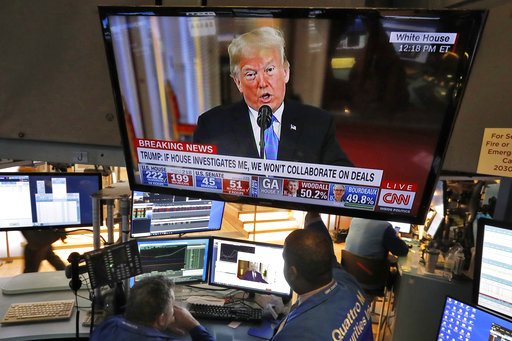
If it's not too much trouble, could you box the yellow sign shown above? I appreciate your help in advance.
[477,128,512,177]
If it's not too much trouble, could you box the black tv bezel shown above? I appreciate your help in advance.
[130,190,225,238]
[132,236,213,286]
[98,6,487,225]
[208,236,292,298]
[472,218,512,322]
[0,172,103,232]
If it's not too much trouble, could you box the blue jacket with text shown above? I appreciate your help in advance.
[271,266,374,341]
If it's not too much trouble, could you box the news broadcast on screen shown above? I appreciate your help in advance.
[99,7,486,224]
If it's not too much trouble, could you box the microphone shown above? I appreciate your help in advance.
[257,105,272,159]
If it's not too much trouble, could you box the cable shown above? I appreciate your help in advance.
[74,294,80,340]
[90,291,96,336]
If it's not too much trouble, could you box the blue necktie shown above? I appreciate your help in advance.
[264,115,279,160]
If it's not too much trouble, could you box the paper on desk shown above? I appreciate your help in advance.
[228,321,242,328]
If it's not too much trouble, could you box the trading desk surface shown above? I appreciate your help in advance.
[0,273,278,340]
[392,246,472,341]
[0,274,90,340]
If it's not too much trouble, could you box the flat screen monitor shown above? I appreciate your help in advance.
[388,221,411,235]
[209,237,291,297]
[426,180,445,238]
[130,237,210,287]
[99,6,486,224]
[473,218,512,320]
[0,172,102,231]
[436,296,512,341]
[131,191,224,237]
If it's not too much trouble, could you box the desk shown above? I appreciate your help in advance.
[392,248,472,341]
[172,284,280,340]
[0,273,273,341]
[0,275,90,340]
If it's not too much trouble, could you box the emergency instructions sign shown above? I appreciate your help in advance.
[477,128,512,177]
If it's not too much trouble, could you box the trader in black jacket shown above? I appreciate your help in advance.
[193,26,353,167]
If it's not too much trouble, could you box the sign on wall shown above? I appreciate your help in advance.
[477,128,512,177]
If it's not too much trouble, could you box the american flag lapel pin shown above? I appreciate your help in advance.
[290,124,296,131]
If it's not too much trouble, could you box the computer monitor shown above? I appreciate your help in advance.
[473,218,512,320]
[130,237,211,287]
[130,191,225,237]
[98,6,486,225]
[0,172,102,231]
[436,296,512,341]
[209,237,291,297]
[388,221,411,235]
[426,180,445,238]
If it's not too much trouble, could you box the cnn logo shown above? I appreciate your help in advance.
[378,189,415,209]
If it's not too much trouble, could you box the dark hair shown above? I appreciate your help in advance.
[124,275,175,326]
[284,229,334,286]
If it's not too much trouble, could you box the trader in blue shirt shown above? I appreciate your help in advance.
[272,228,374,341]
[345,217,409,259]
[90,275,215,341]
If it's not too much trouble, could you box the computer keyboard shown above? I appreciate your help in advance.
[1,299,75,324]
[189,303,262,322]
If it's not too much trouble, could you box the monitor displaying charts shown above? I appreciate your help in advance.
[473,218,512,320]
[131,191,224,237]
[130,237,210,287]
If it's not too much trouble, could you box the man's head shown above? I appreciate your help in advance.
[333,184,346,202]
[286,180,299,195]
[228,26,290,112]
[124,275,175,331]
[249,261,258,271]
[283,229,334,294]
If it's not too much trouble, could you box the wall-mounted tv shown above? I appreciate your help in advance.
[0,172,102,231]
[98,6,486,224]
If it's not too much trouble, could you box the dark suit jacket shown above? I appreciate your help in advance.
[241,270,268,283]
[193,99,353,167]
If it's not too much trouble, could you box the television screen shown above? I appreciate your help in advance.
[99,7,486,224]
[130,237,211,286]
[473,218,512,321]
[131,190,224,237]
[209,237,291,297]
[0,172,102,231]
[436,296,512,341]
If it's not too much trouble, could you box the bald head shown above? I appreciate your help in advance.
[283,229,334,289]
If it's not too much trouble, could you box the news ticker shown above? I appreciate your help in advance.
[137,164,417,213]
[136,146,383,187]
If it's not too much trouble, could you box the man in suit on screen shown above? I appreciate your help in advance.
[193,26,353,167]
[241,262,268,284]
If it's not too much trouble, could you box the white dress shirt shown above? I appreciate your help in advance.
[248,103,284,157]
